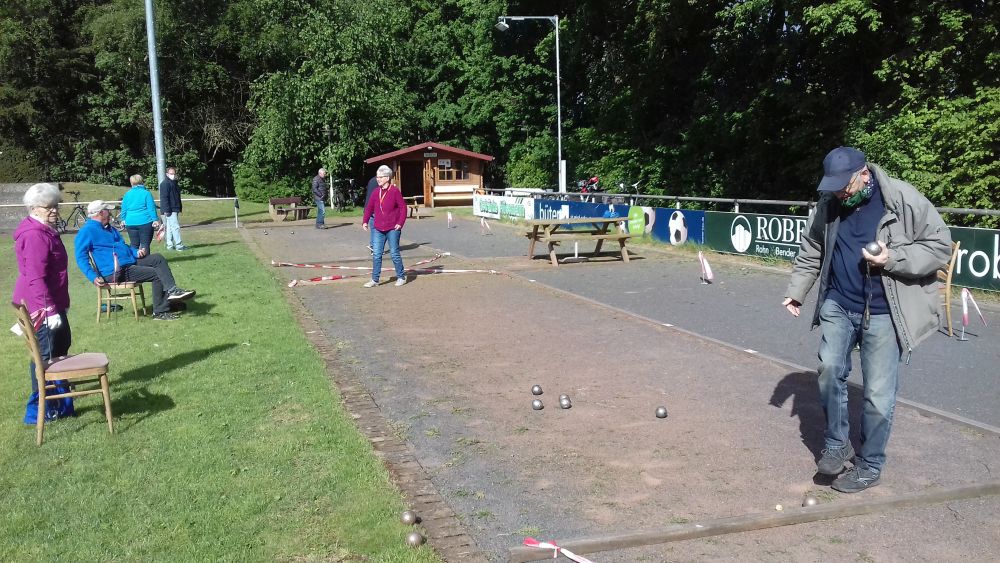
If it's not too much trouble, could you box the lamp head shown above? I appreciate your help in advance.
[495,18,509,32]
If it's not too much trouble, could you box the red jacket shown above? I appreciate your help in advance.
[11,216,70,314]
[363,185,407,232]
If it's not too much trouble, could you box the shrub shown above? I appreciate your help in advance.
[234,169,309,203]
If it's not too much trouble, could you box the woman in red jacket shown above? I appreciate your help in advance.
[361,167,407,287]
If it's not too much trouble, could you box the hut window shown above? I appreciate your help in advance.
[438,159,470,181]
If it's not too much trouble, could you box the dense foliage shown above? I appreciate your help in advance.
[1,1,997,222]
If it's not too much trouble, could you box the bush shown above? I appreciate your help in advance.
[0,144,44,183]
[233,169,309,203]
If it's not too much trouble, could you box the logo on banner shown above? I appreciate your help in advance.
[731,215,753,253]
[668,210,688,245]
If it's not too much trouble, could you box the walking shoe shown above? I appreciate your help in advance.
[152,312,179,321]
[167,287,196,301]
[363,280,378,288]
[394,277,406,287]
[174,245,187,251]
[316,224,327,230]
[832,465,880,493]
[817,443,855,475]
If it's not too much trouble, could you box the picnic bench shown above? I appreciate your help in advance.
[268,197,311,222]
[523,216,633,266]
[404,196,423,219]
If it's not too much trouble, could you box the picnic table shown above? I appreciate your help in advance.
[524,216,633,266]
[404,196,423,219]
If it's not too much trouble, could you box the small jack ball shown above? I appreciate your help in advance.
[532,399,544,410]
[655,406,668,419]
[400,510,418,525]
[405,531,425,547]
[531,385,543,396]
[865,241,882,256]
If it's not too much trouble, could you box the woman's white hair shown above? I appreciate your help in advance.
[376,165,393,178]
[130,174,143,186]
[23,183,62,210]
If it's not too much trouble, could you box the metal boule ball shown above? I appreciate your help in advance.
[559,394,569,401]
[559,397,572,409]
[290,230,295,235]
[865,241,882,256]
[531,385,543,396]
[532,399,544,410]
[802,495,819,507]
[405,531,425,547]
[774,504,783,511]
[655,406,668,419]
[400,510,418,525]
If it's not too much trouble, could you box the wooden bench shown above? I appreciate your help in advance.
[432,184,477,206]
[404,196,423,219]
[268,197,311,222]
[524,217,633,266]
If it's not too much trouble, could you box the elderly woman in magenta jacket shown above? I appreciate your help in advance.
[120,173,161,254]
[11,183,75,424]
[361,167,408,287]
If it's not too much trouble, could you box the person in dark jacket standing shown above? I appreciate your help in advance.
[783,147,951,493]
[312,168,328,229]
[11,183,76,424]
[361,172,407,287]
[159,166,186,250]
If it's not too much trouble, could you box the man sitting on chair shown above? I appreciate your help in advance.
[74,200,195,321]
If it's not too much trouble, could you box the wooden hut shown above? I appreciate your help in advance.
[364,142,494,208]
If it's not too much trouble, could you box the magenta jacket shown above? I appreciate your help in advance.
[11,216,70,314]
[363,185,408,232]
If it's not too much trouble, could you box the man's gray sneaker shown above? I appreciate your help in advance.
[817,443,855,475]
[832,465,880,493]
[152,312,179,321]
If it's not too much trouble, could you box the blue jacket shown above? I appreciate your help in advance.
[120,186,159,226]
[74,219,139,283]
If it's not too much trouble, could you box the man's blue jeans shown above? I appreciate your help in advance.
[315,199,325,226]
[371,228,404,282]
[817,298,901,473]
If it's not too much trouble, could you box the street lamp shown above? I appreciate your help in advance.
[143,0,166,186]
[496,15,565,193]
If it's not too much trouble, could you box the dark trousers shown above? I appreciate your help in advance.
[126,222,155,254]
[120,254,177,314]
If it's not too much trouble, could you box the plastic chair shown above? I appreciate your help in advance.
[11,302,114,445]
[938,240,961,337]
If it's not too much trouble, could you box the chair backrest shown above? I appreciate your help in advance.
[938,240,961,285]
[12,302,46,379]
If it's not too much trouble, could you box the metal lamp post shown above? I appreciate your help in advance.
[496,15,565,193]
[144,0,166,186]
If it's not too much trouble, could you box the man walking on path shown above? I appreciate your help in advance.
[312,168,328,229]
[159,166,185,250]
[782,147,951,493]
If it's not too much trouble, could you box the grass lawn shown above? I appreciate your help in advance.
[0,227,438,562]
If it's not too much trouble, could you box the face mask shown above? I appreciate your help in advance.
[841,180,873,208]
[167,174,175,180]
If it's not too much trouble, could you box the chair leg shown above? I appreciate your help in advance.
[138,284,147,316]
[36,387,46,446]
[130,288,139,320]
[945,290,953,337]
[96,287,103,323]
[100,374,114,434]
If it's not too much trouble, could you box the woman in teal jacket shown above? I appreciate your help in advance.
[120,174,161,254]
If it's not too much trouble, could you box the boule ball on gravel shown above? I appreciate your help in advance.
[559,394,569,401]
[405,531,425,547]
[655,406,668,418]
[802,495,819,507]
[531,384,543,396]
[559,396,572,409]
[532,399,544,410]
[400,510,418,525]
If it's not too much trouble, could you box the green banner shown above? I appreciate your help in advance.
[704,212,807,261]
[951,227,1000,292]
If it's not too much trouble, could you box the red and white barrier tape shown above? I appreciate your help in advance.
[273,253,448,271]
[522,537,594,563]
[961,288,988,327]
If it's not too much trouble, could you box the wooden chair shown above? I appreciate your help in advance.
[89,253,146,322]
[12,302,113,445]
[938,240,961,337]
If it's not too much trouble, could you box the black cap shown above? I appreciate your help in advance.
[817,147,866,191]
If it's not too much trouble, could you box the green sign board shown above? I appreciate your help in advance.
[704,212,808,261]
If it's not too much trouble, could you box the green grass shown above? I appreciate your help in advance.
[0,228,439,562]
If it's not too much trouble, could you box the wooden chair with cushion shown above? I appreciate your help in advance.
[12,302,114,445]
[89,252,146,322]
[938,240,961,337]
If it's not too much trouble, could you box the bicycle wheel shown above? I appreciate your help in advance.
[71,209,87,229]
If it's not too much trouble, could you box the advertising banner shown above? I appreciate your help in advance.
[473,194,535,220]
[535,199,705,245]
[950,227,1000,292]
[704,211,807,260]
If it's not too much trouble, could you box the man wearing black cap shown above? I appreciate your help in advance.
[783,147,951,493]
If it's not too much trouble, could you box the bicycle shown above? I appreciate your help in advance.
[56,191,87,233]
[331,178,361,212]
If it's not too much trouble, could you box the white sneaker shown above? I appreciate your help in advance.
[394,278,406,287]
[363,280,378,288]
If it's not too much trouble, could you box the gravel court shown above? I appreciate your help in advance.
[247,220,1000,562]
